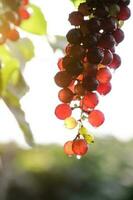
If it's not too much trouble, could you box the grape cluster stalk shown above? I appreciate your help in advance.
[0,0,30,44]
[54,0,131,157]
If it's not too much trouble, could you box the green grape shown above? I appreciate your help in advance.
[79,126,88,136]
[64,117,78,129]
[84,134,94,144]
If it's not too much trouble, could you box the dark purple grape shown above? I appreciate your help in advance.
[69,11,84,26]
[113,28,124,44]
[65,44,85,59]
[63,57,83,76]
[66,29,82,45]
[117,5,131,20]
[119,0,130,6]
[108,53,121,69]
[78,2,92,16]
[94,6,109,18]
[80,20,90,35]
[87,18,101,33]
[98,34,116,49]
[83,76,99,91]
[87,48,104,64]
[101,17,117,32]
[101,49,113,65]
[82,34,98,48]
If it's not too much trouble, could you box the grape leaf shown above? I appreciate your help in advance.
[20,4,47,35]
[7,38,35,67]
[0,44,34,146]
[3,91,34,146]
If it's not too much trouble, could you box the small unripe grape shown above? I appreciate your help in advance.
[79,126,88,136]
[88,110,105,127]
[64,117,78,129]
[64,141,75,156]
[72,139,88,156]
[55,104,72,120]
[58,88,73,103]
[84,134,94,144]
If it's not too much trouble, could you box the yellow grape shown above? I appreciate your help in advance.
[84,134,94,144]
[64,117,78,129]
[79,126,88,136]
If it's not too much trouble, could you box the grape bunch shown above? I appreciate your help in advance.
[54,0,131,157]
[0,0,30,45]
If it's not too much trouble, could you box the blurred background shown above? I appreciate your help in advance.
[0,0,133,199]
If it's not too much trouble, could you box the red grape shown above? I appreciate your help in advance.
[54,71,72,88]
[97,82,112,95]
[66,29,82,45]
[58,88,74,103]
[64,141,75,156]
[96,68,112,83]
[117,5,131,20]
[81,92,99,109]
[69,11,84,26]
[88,110,105,127]
[72,139,88,156]
[18,7,30,20]
[113,28,124,44]
[101,49,113,65]
[55,104,72,120]
[108,53,121,69]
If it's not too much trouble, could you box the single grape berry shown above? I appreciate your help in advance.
[113,28,124,44]
[108,53,121,69]
[117,5,131,20]
[54,71,72,88]
[72,139,88,156]
[101,49,113,65]
[87,18,101,33]
[87,48,104,64]
[64,141,75,156]
[55,104,72,120]
[81,92,99,109]
[96,68,112,84]
[69,11,84,26]
[101,17,117,32]
[97,82,112,95]
[78,2,91,16]
[58,88,74,103]
[65,44,85,59]
[88,110,105,127]
[66,29,82,45]
[64,117,78,129]
[98,34,116,50]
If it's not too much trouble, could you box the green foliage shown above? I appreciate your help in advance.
[70,0,86,7]
[0,42,35,146]
[20,4,47,35]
